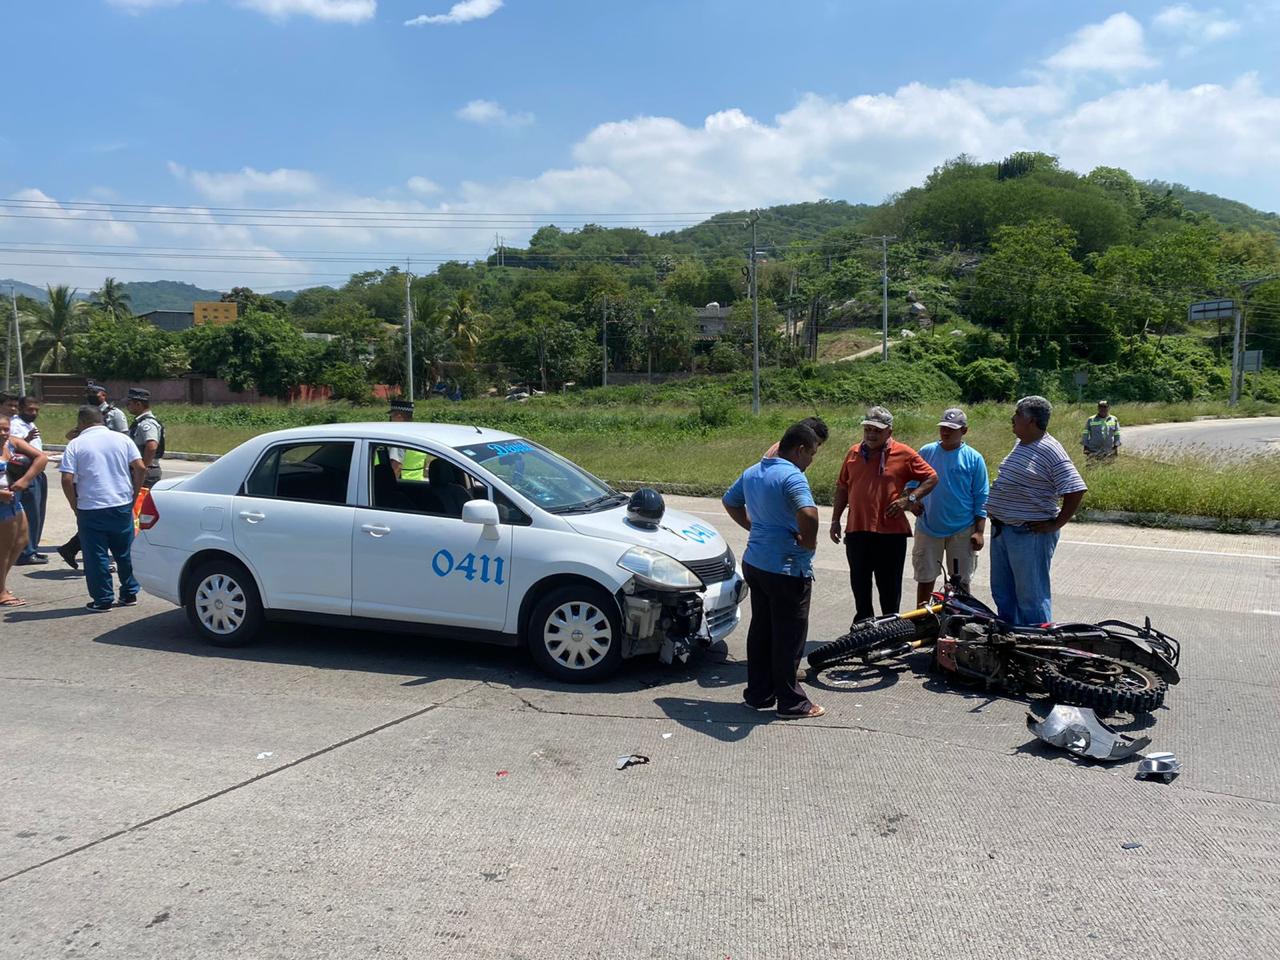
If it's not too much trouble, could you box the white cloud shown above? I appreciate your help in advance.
[236,0,376,22]
[106,0,188,11]
[168,162,323,202]
[456,99,535,128]
[1053,74,1280,179]
[1152,4,1240,52]
[1045,13,1158,76]
[406,0,501,27]
[107,0,376,21]
[406,176,442,195]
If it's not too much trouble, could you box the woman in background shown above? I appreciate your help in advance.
[1,413,48,607]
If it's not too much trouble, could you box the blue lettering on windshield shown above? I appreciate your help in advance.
[486,440,535,457]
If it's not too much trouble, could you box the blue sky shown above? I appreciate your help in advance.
[2,1,1278,290]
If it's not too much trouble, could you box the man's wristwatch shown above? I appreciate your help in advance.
[907,492,918,504]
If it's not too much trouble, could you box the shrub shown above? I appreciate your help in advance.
[959,358,1019,402]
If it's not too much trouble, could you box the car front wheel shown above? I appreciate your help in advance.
[184,558,264,647]
[527,585,623,683]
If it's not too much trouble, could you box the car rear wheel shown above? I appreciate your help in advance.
[184,558,264,647]
[527,585,622,683]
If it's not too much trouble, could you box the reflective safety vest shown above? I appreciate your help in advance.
[1082,414,1120,452]
[401,448,426,481]
[376,446,427,481]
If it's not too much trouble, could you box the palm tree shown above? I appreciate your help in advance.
[90,276,132,322]
[446,290,487,362]
[22,285,86,373]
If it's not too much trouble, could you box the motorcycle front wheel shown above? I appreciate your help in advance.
[806,616,919,670]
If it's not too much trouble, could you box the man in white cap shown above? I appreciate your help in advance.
[909,407,989,605]
[829,405,937,626]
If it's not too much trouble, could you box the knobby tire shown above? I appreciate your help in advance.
[807,617,918,670]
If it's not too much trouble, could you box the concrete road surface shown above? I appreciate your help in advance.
[1123,416,1280,458]
[2,465,1278,959]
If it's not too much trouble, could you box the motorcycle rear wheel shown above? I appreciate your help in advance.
[1040,651,1167,714]
[807,617,918,670]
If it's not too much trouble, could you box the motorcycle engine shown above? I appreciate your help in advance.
[951,622,1004,681]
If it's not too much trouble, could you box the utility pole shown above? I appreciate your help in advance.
[601,298,609,387]
[881,236,890,362]
[4,287,12,393]
[1233,274,1280,405]
[749,211,760,415]
[404,261,414,402]
[8,285,24,395]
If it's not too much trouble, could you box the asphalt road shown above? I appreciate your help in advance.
[2,465,1279,960]
[1122,416,1280,458]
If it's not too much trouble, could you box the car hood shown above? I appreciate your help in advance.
[564,504,729,561]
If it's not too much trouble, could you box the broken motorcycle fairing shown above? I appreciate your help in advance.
[1026,705,1151,761]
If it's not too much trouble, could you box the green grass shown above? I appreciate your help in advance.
[35,397,1280,523]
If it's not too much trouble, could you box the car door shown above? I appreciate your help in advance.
[352,440,515,630]
[232,440,356,616]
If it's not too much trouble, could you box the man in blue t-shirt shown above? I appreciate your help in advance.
[910,408,989,605]
[722,422,824,719]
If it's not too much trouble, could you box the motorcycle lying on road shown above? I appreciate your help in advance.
[805,565,1181,716]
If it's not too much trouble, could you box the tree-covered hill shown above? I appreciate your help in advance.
[18,152,1280,406]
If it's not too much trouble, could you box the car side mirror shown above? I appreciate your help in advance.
[462,499,501,539]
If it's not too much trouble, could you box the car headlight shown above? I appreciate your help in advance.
[618,546,703,590]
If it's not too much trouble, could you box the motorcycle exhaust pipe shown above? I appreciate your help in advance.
[862,639,926,664]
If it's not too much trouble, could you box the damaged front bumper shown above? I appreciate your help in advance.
[620,573,747,664]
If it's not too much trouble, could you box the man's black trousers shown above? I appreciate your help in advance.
[742,561,814,714]
[845,531,909,622]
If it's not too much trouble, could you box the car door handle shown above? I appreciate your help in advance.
[361,523,391,537]
[239,511,266,523]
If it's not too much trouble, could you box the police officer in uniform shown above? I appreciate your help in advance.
[386,399,426,481]
[87,383,129,434]
[1081,400,1121,461]
[126,388,165,488]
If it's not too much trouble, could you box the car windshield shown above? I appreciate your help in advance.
[454,438,623,514]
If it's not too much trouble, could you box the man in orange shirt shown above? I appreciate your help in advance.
[829,405,938,625]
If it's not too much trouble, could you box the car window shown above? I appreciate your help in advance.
[453,438,617,513]
[369,444,491,519]
[244,441,354,505]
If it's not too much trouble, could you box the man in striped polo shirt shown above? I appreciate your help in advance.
[984,396,1087,626]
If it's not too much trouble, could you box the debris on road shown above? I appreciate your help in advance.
[496,770,509,777]
[255,752,273,760]
[616,754,650,770]
[1026,705,1150,761]
[1121,842,1143,850]
[1136,752,1182,783]
[661,733,673,740]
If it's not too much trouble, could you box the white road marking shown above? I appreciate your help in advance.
[1254,610,1280,617]
[1057,541,1279,561]
[679,509,1279,562]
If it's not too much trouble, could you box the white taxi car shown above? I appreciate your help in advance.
[132,423,744,682]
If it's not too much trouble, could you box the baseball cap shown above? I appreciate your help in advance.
[862,405,893,429]
[938,407,968,429]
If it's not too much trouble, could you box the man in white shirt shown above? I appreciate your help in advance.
[10,396,49,565]
[60,406,146,611]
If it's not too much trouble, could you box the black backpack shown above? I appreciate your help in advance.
[131,413,166,460]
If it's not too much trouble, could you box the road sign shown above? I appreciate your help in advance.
[1073,371,1089,386]
[1189,299,1236,322]
[1243,350,1264,373]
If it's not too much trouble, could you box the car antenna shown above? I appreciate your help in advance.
[474,424,482,434]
